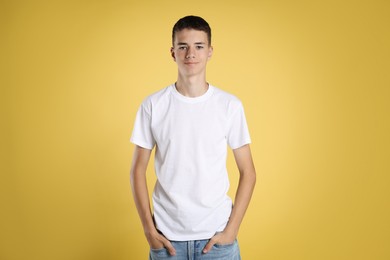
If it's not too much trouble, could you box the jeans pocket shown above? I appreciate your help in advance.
[213,239,236,248]
[206,239,240,259]
[150,247,165,251]
[150,247,169,258]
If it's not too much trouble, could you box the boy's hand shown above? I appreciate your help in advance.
[146,230,176,256]
[202,231,236,254]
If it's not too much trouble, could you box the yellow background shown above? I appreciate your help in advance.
[1,0,389,259]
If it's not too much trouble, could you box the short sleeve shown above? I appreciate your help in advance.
[130,101,155,150]
[227,101,251,149]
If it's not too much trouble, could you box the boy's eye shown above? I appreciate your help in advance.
[196,46,204,49]
[178,46,187,50]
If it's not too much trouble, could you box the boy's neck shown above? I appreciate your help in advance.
[175,76,209,98]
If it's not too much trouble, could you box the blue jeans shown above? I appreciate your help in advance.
[149,239,241,260]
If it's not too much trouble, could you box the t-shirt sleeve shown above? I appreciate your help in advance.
[227,101,251,149]
[130,100,155,150]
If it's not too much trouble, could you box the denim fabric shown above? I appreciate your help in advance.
[149,239,241,260]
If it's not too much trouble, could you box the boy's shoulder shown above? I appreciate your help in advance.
[211,85,241,102]
[140,85,173,106]
[211,85,244,112]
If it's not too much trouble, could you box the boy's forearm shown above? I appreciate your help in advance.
[130,146,156,235]
[130,168,156,234]
[225,167,256,237]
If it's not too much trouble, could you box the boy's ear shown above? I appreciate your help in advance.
[171,47,176,61]
[208,46,213,60]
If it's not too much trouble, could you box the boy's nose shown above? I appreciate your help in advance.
[185,47,195,59]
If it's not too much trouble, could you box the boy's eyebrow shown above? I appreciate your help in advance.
[177,42,206,45]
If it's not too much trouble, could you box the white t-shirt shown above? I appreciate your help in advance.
[131,84,251,241]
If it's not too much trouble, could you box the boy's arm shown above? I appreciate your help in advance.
[130,145,176,256]
[203,144,256,253]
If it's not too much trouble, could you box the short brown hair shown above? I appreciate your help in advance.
[172,15,211,46]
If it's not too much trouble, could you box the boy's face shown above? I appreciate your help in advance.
[171,29,213,78]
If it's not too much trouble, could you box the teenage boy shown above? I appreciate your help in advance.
[130,15,256,260]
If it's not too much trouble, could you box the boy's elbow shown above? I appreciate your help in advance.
[250,169,257,186]
[241,167,256,184]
